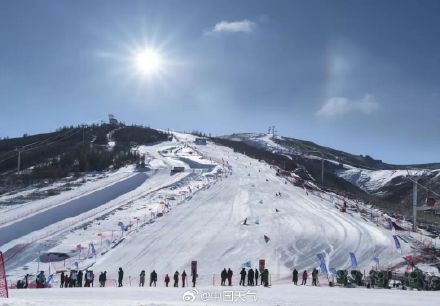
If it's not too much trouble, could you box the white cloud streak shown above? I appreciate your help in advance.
[209,19,256,34]
[317,94,380,117]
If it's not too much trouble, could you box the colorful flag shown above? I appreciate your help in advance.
[90,243,96,257]
[329,268,337,278]
[316,253,329,278]
[349,252,358,268]
[373,257,380,266]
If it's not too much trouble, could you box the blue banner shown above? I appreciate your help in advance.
[392,235,401,250]
[349,252,358,268]
[329,268,337,278]
[243,261,251,268]
[118,221,125,232]
[316,253,328,278]
[90,243,96,257]
[373,257,379,265]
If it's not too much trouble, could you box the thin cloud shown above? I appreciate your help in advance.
[208,19,256,34]
[317,94,380,117]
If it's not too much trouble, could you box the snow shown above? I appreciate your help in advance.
[2,285,439,306]
[1,132,432,302]
[336,168,428,193]
[0,167,136,227]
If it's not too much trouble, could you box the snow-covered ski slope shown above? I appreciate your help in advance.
[4,285,439,306]
[92,132,408,281]
[2,132,414,284]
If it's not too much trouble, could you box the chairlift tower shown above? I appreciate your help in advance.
[268,126,277,138]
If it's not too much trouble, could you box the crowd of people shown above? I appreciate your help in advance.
[292,268,319,286]
[59,269,96,288]
[16,266,324,289]
[235,268,270,287]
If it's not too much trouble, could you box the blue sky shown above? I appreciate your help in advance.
[0,0,439,164]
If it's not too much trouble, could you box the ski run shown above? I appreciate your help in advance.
[1,132,438,305]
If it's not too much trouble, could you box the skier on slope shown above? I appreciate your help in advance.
[292,269,298,285]
[164,274,170,287]
[239,268,247,286]
[301,270,308,285]
[118,267,124,287]
[139,270,146,287]
[227,268,233,286]
[181,270,187,287]
[173,271,179,287]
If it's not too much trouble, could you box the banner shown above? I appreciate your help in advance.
[90,243,96,257]
[316,253,328,278]
[349,252,358,268]
[118,222,125,232]
[373,257,380,266]
[243,261,252,268]
[0,252,8,298]
[259,259,265,272]
[329,268,337,279]
[393,235,401,250]
[191,261,197,276]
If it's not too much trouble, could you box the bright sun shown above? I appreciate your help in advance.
[133,48,163,76]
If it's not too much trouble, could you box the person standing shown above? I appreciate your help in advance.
[77,270,83,287]
[227,268,233,286]
[181,270,187,287]
[254,269,259,286]
[301,270,308,285]
[262,269,270,287]
[239,268,246,286]
[247,268,254,286]
[139,270,146,287]
[64,274,70,288]
[191,272,197,287]
[99,272,104,287]
[165,274,170,287]
[292,269,298,285]
[85,270,90,287]
[60,272,65,288]
[173,271,179,287]
[221,268,227,286]
[312,268,318,286]
[102,271,107,287]
[118,267,124,287]
[150,270,157,287]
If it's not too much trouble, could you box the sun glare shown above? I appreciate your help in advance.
[133,48,163,76]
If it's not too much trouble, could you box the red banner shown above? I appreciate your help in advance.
[259,259,265,272]
[191,260,197,276]
[0,251,8,298]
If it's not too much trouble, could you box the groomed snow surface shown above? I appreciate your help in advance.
[1,132,437,305]
[3,285,439,306]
